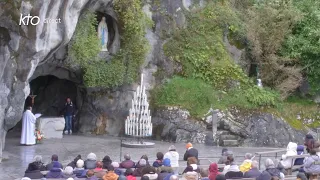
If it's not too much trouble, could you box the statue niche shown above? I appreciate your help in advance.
[98,17,109,52]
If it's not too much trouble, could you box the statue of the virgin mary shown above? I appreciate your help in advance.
[98,17,108,51]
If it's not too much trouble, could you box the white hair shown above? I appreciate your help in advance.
[245,153,253,160]
[34,155,42,162]
[251,160,259,168]
[64,166,74,175]
[87,153,97,160]
[21,178,31,180]
[170,175,179,180]
[67,178,74,180]
[76,159,84,168]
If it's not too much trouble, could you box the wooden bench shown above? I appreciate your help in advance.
[255,149,287,169]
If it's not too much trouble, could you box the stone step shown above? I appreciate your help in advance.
[220,134,238,140]
[222,140,239,146]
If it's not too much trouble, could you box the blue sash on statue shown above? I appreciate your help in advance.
[101,28,105,46]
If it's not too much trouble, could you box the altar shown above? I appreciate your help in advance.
[36,117,65,139]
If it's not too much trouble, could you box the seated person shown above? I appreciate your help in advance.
[46,161,66,178]
[218,148,229,164]
[294,145,305,165]
[224,157,243,179]
[136,155,150,168]
[208,163,220,180]
[239,153,253,173]
[103,165,119,180]
[93,161,106,179]
[303,149,320,175]
[67,154,82,169]
[142,166,158,180]
[125,168,137,180]
[158,158,174,180]
[153,152,164,168]
[111,162,122,176]
[46,154,63,170]
[257,159,283,180]
[183,157,200,173]
[85,152,97,169]
[64,166,76,179]
[280,142,298,169]
[120,154,135,169]
[181,166,199,180]
[102,155,112,169]
[26,155,46,172]
[134,159,147,177]
[23,162,44,179]
[74,159,86,178]
[243,160,261,178]
[86,169,98,180]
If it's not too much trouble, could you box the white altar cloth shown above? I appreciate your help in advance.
[36,117,65,139]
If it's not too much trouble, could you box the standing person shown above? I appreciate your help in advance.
[183,143,199,164]
[164,145,179,174]
[62,97,75,135]
[20,106,37,145]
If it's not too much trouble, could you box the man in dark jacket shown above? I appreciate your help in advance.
[24,162,44,179]
[183,143,199,164]
[46,154,63,170]
[120,154,135,169]
[62,97,75,134]
[243,160,261,178]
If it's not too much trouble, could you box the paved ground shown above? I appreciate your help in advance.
[0,132,284,180]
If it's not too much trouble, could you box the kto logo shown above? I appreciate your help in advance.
[19,14,62,25]
[19,14,40,25]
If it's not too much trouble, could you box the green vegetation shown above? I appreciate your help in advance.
[69,0,149,88]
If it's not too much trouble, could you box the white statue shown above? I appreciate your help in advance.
[257,79,263,88]
[98,17,108,51]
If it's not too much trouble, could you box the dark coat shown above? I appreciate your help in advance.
[120,160,135,169]
[74,168,86,178]
[133,167,145,177]
[257,168,281,180]
[225,171,243,179]
[295,145,305,165]
[183,148,199,161]
[62,102,75,116]
[243,168,261,178]
[158,172,173,180]
[24,170,44,179]
[152,160,163,168]
[26,162,46,171]
[46,161,63,171]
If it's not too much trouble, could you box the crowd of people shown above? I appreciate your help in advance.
[20,134,320,180]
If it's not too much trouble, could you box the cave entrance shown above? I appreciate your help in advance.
[22,75,81,133]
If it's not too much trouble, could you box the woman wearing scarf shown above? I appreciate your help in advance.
[209,163,220,180]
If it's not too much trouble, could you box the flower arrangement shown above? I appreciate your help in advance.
[35,129,44,144]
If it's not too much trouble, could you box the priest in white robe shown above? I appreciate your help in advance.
[20,106,37,145]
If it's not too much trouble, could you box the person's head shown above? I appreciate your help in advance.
[26,106,32,111]
[107,164,114,171]
[168,145,176,151]
[310,148,317,155]
[163,158,171,167]
[209,163,218,173]
[64,166,74,175]
[21,178,31,180]
[124,154,131,160]
[74,155,81,162]
[111,162,119,168]
[244,153,253,160]
[87,152,97,161]
[186,143,193,149]
[139,159,147,167]
[156,152,164,160]
[265,158,275,169]
[67,178,74,180]
[34,155,42,162]
[187,157,198,165]
[125,168,134,176]
[226,156,234,164]
[51,154,58,161]
[141,155,148,161]
[103,155,112,162]
[216,174,226,180]
[76,159,84,168]
[67,98,71,103]
[28,162,40,171]
[141,176,150,180]
[86,170,94,177]
[222,148,228,156]
[251,160,258,169]
[96,161,103,168]
[170,175,178,180]
[200,168,208,178]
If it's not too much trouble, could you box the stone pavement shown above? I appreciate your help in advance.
[0,132,283,180]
